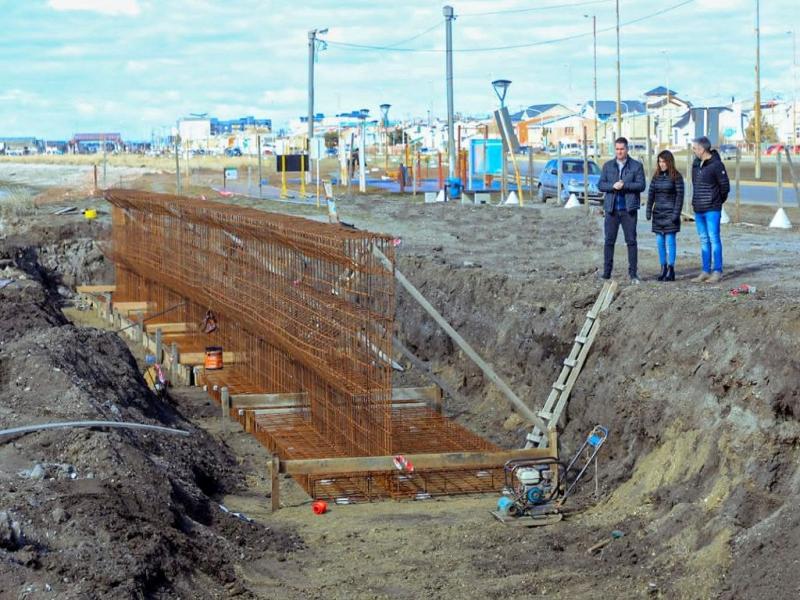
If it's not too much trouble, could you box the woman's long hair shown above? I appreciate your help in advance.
[653,150,679,181]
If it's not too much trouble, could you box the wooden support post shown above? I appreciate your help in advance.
[155,328,163,364]
[373,247,547,434]
[135,311,144,345]
[221,387,230,434]
[170,342,179,378]
[270,455,280,513]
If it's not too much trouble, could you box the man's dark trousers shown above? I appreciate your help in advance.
[603,208,638,278]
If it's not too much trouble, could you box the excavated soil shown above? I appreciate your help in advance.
[2,179,800,598]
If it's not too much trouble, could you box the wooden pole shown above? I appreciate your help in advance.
[583,126,590,210]
[270,455,280,512]
[735,148,741,223]
[257,135,263,199]
[372,247,548,433]
[221,387,230,435]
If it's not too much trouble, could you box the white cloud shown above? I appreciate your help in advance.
[47,0,141,17]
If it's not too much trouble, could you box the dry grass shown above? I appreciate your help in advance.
[0,185,36,217]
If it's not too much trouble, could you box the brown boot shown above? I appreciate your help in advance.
[706,271,723,284]
[692,272,711,283]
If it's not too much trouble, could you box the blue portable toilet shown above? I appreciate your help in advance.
[447,176,462,200]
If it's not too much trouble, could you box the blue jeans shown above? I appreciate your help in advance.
[695,210,723,273]
[655,232,677,266]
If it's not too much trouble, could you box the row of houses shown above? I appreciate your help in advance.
[0,133,148,155]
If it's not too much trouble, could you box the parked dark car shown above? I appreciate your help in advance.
[719,144,738,159]
[537,158,602,203]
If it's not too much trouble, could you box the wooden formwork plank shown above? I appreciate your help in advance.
[391,386,441,403]
[279,447,557,476]
[231,392,309,409]
[113,301,155,314]
[144,322,198,334]
[179,351,244,365]
[76,284,117,294]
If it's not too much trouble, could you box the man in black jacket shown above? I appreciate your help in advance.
[598,137,646,283]
[690,136,730,283]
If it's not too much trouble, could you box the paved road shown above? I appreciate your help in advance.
[511,162,799,206]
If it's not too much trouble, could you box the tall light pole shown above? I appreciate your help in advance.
[443,5,456,179]
[615,0,622,138]
[492,79,511,201]
[788,30,798,145]
[662,49,672,147]
[380,103,391,170]
[754,0,762,179]
[491,79,511,108]
[585,14,598,155]
[307,27,328,155]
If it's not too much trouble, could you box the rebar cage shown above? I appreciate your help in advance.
[106,189,396,457]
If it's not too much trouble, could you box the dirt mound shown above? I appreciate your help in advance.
[0,271,302,598]
[394,254,800,598]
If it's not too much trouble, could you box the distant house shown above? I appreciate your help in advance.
[526,113,596,147]
[643,87,692,145]
[210,116,272,135]
[70,133,123,154]
[671,106,742,146]
[581,100,647,122]
[511,103,574,146]
[0,137,41,155]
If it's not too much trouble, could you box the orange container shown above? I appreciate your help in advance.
[312,500,328,515]
[204,346,223,370]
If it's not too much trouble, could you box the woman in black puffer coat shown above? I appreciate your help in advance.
[646,150,684,282]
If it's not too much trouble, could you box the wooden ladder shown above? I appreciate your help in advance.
[525,280,617,448]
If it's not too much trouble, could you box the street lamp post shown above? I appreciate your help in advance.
[491,79,511,201]
[380,103,391,171]
[615,0,622,138]
[788,30,798,146]
[754,0,762,179]
[358,108,369,193]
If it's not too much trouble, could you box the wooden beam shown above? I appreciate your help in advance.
[113,301,155,314]
[391,386,441,403]
[279,447,557,476]
[178,351,244,365]
[144,322,197,334]
[77,284,117,294]
[231,392,308,409]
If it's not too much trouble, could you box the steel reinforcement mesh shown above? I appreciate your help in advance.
[106,189,396,457]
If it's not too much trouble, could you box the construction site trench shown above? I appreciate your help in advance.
[1,181,799,599]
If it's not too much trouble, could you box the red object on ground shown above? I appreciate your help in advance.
[312,500,328,515]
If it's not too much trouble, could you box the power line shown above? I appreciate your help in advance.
[327,21,442,52]
[459,0,612,17]
[326,0,695,54]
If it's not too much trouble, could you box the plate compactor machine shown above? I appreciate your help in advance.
[492,425,608,526]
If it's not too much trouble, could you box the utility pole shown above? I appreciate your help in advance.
[444,5,456,180]
[754,0,762,179]
[615,0,622,138]
[308,29,316,154]
[789,29,798,146]
[662,50,672,149]
[592,15,598,156]
[308,28,327,185]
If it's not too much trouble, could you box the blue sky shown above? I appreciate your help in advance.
[1,0,797,139]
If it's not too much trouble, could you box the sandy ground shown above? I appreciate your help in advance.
[1,163,800,598]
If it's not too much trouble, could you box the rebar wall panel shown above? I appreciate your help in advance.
[106,190,396,457]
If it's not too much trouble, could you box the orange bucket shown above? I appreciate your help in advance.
[204,346,223,370]
[312,500,328,515]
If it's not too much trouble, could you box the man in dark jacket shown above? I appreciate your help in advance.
[598,137,646,283]
[690,136,730,283]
